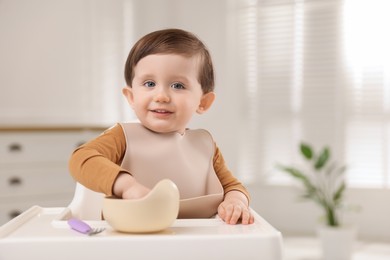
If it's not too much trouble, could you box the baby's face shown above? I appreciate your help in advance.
[125,54,206,134]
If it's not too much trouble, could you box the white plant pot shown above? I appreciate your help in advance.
[317,225,356,260]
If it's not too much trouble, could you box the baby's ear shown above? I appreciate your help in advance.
[122,87,134,107]
[197,92,215,114]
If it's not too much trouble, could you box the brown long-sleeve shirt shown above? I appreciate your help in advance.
[68,124,250,201]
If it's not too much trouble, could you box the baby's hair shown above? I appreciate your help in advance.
[124,28,215,93]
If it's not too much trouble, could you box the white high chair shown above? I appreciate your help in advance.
[67,182,105,220]
[1,182,283,260]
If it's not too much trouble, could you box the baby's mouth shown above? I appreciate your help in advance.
[150,109,173,114]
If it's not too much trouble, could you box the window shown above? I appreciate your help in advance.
[234,0,390,188]
[343,0,390,187]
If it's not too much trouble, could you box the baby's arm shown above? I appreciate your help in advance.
[217,190,254,225]
[69,124,149,198]
[212,144,254,224]
[113,172,150,199]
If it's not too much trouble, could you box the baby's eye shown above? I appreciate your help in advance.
[171,82,185,90]
[143,81,155,88]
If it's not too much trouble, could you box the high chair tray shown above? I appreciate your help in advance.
[0,206,283,260]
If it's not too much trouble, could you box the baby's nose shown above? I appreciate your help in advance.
[154,88,170,102]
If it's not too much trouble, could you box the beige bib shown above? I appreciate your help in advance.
[119,123,224,218]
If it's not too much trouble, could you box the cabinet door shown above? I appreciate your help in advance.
[0,0,125,126]
[0,166,76,197]
[0,131,102,164]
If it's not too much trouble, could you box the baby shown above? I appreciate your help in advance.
[69,28,254,225]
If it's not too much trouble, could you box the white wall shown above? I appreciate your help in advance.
[0,0,125,126]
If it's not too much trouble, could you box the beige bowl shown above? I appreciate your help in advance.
[103,179,180,233]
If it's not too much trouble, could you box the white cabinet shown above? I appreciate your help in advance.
[0,128,104,225]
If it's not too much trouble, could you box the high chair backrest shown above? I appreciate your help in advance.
[68,182,105,220]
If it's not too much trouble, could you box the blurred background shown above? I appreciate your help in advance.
[1,0,389,250]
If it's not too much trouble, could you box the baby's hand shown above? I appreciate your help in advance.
[121,181,150,200]
[217,191,254,225]
[113,173,150,199]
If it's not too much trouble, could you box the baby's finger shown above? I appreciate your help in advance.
[217,204,226,220]
[249,213,255,224]
[220,204,238,224]
[229,205,243,224]
[240,208,250,224]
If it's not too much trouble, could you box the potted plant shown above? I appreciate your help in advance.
[277,142,356,260]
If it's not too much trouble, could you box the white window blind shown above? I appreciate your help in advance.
[234,0,390,188]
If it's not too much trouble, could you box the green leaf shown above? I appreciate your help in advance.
[277,165,316,192]
[300,143,313,160]
[314,147,330,170]
[333,182,346,204]
[335,165,347,177]
[277,165,306,180]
